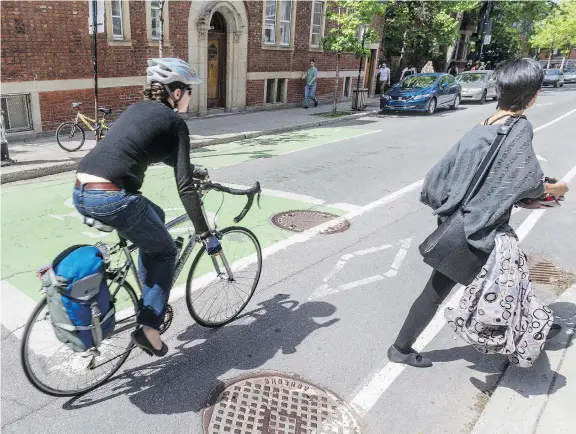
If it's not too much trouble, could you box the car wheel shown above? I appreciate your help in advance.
[554,82,558,88]
[427,97,437,115]
[560,82,564,88]
[450,94,460,110]
[479,90,487,105]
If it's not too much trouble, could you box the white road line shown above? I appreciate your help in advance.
[533,107,576,132]
[1,281,37,339]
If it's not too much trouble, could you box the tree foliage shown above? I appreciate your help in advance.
[531,0,576,57]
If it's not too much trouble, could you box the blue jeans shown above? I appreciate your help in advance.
[73,186,177,330]
[304,83,318,107]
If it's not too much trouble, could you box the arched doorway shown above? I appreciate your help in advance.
[207,12,226,108]
[188,1,248,116]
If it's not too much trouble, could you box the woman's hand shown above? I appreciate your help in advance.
[545,181,569,198]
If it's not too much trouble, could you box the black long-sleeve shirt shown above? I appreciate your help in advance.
[78,100,208,232]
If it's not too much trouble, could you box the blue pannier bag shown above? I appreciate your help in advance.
[42,245,115,352]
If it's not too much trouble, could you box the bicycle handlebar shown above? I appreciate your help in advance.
[201,181,262,223]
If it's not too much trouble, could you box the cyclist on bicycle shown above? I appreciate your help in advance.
[74,58,221,357]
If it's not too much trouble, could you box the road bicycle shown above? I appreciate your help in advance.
[55,102,112,152]
[20,178,263,396]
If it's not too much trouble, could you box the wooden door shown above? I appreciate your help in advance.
[207,33,226,108]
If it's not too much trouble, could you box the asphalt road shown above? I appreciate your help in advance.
[2,85,576,434]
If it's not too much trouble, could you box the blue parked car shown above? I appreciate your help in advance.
[380,73,462,115]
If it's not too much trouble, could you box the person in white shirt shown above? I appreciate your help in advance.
[379,63,391,93]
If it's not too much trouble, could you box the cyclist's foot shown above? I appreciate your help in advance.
[202,235,222,255]
[387,344,432,368]
[132,327,168,357]
[547,323,562,340]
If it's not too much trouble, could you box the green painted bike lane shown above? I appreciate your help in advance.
[1,126,377,301]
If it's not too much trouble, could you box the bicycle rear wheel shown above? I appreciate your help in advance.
[56,122,85,152]
[186,226,262,327]
[20,279,138,396]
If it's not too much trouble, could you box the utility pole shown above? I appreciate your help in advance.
[91,0,99,126]
[478,1,493,62]
[158,0,165,57]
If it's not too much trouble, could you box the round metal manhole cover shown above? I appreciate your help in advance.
[271,210,350,235]
[202,372,361,434]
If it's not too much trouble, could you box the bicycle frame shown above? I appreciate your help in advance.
[106,196,234,300]
[75,112,110,135]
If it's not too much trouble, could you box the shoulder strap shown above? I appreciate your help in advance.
[462,115,525,205]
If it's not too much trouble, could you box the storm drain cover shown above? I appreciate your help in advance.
[271,210,350,235]
[202,372,361,434]
[529,260,572,285]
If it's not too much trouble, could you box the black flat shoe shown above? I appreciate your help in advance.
[546,324,562,340]
[131,328,168,357]
[387,345,432,368]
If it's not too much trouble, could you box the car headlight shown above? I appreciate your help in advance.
[411,94,432,101]
[383,95,391,100]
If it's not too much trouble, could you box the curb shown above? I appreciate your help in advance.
[1,110,378,184]
[470,284,576,434]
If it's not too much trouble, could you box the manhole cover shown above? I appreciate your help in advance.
[202,372,361,434]
[271,210,350,235]
[529,260,571,285]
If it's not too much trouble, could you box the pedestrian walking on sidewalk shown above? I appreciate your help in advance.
[378,63,391,93]
[387,58,569,368]
[303,59,319,109]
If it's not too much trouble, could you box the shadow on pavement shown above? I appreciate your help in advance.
[421,301,576,398]
[62,294,339,414]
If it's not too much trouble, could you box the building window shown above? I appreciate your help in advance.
[264,0,276,44]
[263,0,296,47]
[111,0,123,39]
[151,0,161,40]
[146,0,169,45]
[310,0,324,48]
[106,0,131,45]
[1,94,33,132]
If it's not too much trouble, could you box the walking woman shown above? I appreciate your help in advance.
[387,58,569,368]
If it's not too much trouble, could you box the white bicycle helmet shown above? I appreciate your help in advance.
[146,58,202,85]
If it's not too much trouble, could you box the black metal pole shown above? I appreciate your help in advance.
[355,30,366,110]
[92,0,99,127]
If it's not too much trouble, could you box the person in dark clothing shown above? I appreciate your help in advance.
[387,58,569,368]
[74,58,221,357]
[447,61,459,76]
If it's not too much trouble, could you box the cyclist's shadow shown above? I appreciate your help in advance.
[64,294,339,415]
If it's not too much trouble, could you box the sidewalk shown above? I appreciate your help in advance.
[471,284,576,434]
[1,98,380,184]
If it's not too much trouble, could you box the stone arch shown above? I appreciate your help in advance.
[188,1,248,115]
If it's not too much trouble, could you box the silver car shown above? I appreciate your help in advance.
[543,69,565,87]
[456,71,497,104]
[564,67,576,84]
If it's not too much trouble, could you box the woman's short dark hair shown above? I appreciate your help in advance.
[495,59,544,111]
[143,81,186,102]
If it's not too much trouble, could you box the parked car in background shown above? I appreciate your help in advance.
[455,70,497,104]
[543,69,565,87]
[380,73,461,115]
[563,67,576,84]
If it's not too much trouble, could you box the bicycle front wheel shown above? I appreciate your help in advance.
[20,279,138,397]
[56,122,85,152]
[186,226,262,327]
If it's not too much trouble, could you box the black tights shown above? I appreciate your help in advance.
[394,270,457,351]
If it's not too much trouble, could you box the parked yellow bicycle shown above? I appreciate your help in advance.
[55,102,112,152]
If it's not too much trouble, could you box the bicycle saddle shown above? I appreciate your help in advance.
[83,217,115,233]
[98,107,112,115]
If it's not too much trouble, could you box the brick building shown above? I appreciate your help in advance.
[1,0,382,138]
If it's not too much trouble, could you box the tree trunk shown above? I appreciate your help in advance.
[333,53,340,114]
[159,0,165,57]
[547,44,553,69]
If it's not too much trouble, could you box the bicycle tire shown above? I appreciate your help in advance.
[56,122,85,152]
[20,280,138,397]
[186,226,262,328]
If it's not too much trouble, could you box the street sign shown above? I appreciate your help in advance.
[484,34,492,45]
[88,0,104,34]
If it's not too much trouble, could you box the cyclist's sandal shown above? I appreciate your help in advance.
[387,344,432,368]
[131,328,168,357]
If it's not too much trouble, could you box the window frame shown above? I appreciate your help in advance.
[309,0,325,50]
[105,0,132,46]
[146,0,170,46]
[110,0,124,40]
[262,0,297,49]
